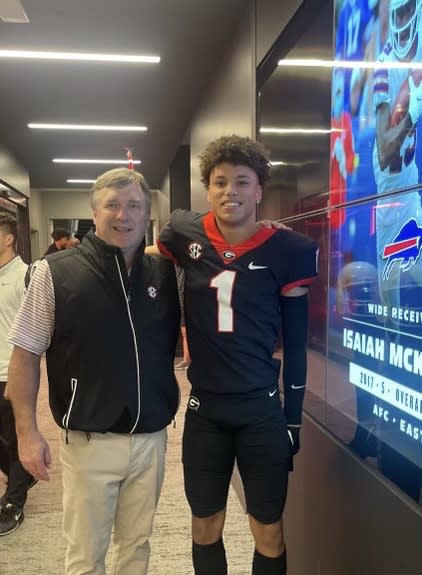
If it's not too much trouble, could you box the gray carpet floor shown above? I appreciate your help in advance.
[0,360,253,574]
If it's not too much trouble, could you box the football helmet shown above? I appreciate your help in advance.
[390,0,421,60]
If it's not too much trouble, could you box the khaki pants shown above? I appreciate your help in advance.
[60,429,167,575]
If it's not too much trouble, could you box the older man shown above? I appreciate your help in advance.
[7,168,180,575]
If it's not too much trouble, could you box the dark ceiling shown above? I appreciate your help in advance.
[0,0,246,191]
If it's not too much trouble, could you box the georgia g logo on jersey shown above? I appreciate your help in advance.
[188,241,203,260]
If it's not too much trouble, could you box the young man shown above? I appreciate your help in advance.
[0,212,36,536]
[7,168,180,575]
[158,135,318,575]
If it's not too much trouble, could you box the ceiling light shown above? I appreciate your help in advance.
[53,158,141,164]
[29,123,147,131]
[278,58,422,70]
[260,127,341,135]
[270,160,319,167]
[0,50,160,63]
[67,179,96,184]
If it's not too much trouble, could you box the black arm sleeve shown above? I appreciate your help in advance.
[280,293,308,425]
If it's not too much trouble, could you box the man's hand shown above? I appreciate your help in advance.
[287,425,301,456]
[18,430,52,481]
[408,74,422,126]
[3,383,9,400]
[0,469,7,487]
[256,220,291,231]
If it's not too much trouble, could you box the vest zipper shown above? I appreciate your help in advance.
[62,377,78,430]
[114,255,141,433]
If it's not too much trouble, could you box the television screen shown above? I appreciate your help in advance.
[330,0,422,500]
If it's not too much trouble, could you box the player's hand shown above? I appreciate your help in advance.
[3,383,9,400]
[408,75,422,125]
[287,425,301,456]
[17,429,52,481]
[256,220,291,231]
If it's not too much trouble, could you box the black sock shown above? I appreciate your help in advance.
[192,538,227,575]
[252,548,287,575]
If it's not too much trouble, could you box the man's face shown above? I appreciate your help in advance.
[0,227,13,257]
[207,163,262,230]
[58,236,69,249]
[93,183,150,260]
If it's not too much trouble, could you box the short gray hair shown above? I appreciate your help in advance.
[90,168,151,210]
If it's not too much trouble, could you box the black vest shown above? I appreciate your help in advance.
[45,230,180,433]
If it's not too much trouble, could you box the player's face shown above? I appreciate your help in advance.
[391,0,419,59]
[93,183,150,263]
[207,163,262,230]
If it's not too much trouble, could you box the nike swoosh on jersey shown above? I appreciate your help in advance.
[269,388,278,397]
[291,384,306,390]
[248,262,268,270]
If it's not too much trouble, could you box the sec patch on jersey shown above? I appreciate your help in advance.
[390,70,422,127]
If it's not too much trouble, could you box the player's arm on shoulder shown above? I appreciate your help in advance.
[156,209,194,266]
[376,101,413,171]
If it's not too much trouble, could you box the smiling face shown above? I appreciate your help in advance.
[92,182,150,265]
[207,162,262,234]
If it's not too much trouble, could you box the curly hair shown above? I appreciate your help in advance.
[199,135,271,187]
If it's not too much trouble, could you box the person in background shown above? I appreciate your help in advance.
[0,212,36,536]
[7,168,180,575]
[44,228,70,255]
[66,236,81,249]
[157,135,318,575]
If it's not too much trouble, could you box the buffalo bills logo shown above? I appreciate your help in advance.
[382,218,422,280]
[188,241,203,260]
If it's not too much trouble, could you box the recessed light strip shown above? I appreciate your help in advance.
[278,58,422,70]
[53,158,141,164]
[67,179,96,183]
[260,127,342,135]
[0,50,159,63]
[29,123,147,131]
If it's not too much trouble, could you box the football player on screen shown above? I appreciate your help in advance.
[153,135,318,575]
[373,0,422,314]
[372,0,422,502]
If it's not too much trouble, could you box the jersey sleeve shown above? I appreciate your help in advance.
[157,209,192,264]
[281,233,318,294]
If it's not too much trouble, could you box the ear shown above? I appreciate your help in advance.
[5,233,14,248]
[207,187,212,205]
[256,185,263,205]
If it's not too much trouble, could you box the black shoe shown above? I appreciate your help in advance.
[0,503,24,536]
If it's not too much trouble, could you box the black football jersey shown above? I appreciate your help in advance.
[159,210,318,395]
